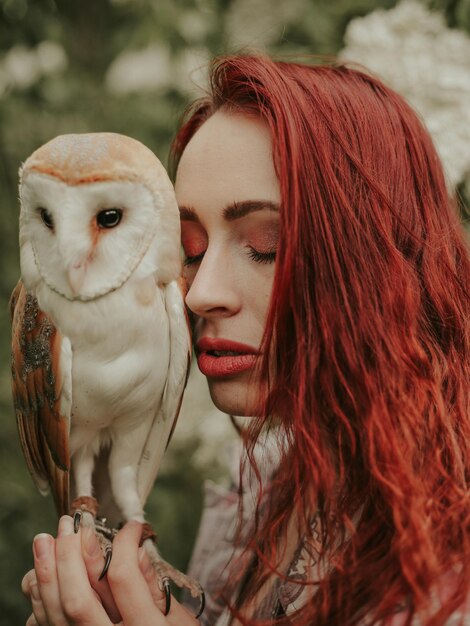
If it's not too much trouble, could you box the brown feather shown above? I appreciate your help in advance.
[10,280,70,516]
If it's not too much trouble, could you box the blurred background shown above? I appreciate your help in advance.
[0,0,469,623]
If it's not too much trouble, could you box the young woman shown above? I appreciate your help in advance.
[22,56,470,626]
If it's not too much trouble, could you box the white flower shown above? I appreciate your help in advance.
[0,41,67,95]
[36,41,68,75]
[173,47,210,97]
[3,45,41,90]
[106,44,210,98]
[105,44,172,95]
[339,0,470,189]
[225,0,308,50]
[178,10,213,44]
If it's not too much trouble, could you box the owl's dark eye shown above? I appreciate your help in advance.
[96,208,123,229]
[39,208,54,230]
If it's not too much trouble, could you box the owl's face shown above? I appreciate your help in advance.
[19,172,161,301]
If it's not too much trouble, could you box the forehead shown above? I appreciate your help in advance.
[175,110,280,211]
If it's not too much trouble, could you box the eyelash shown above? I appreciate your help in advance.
[184,252,204,267]
[246,247,277,264]
[183,247,276,267]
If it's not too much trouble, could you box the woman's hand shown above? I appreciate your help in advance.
[21,516,200,626]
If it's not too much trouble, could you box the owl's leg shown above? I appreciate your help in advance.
[96,420,150,583]
[105,422,186,615]
[108,420,150,522]
[106,422,205,617]
[71,441,114,577]
[72,442,98,532]
[72,443,97,531]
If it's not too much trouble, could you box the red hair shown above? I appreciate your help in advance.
[171,56,470,625]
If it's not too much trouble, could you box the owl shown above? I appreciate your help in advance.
[10,133,203,615]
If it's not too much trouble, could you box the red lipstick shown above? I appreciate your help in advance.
[196,337,260,378]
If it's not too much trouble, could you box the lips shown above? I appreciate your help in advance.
[196,337,260,378]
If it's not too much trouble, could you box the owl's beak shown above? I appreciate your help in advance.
[67,260,87,295]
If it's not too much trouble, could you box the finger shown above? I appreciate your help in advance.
[22,571,48,626]
[108,521,168,626]
[138,547,168,614]
[55,515,110,626]
[26,614,39,626]
[33,532,67,626]
[21,570,36,598]
[81,526,122,623]
[29,579,49,626]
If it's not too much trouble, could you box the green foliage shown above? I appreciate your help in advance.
[428,0,470,31]
[0,390,57,626]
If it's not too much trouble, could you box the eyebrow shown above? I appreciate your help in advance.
[179,200,280,222]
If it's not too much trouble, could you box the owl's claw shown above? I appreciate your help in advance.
[195,589,205,619]
[99,545,113,581]
[162,577,171,616]
[73,510,82,533]
[71,496,98,534]
[142,531,204,618]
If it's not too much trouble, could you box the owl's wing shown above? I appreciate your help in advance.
[10,280,72,516]
[137,278,191,505]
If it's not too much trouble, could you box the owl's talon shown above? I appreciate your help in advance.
[99,546,113,581]
[162,577,171,616]
[142,532,202,616]
[73,510,82,533]
[195,589,205,619]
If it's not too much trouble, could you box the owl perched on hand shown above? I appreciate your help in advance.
[10,133,203,614]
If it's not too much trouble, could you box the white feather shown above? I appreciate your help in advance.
[138,279,190,504]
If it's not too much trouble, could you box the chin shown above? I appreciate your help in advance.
[206,377,260,417]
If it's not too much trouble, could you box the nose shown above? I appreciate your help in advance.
[185,245,241,318]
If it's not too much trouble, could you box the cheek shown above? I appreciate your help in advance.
[257,281,274,324]
[240,265,275,328]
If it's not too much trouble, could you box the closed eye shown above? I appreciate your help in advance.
[184,251,205,266]
[246,246,276,264]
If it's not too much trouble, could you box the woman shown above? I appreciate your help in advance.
[22,55,470,625]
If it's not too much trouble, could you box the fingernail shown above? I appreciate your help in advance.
[83,527,101,558]
[58,515,74,536]
[33,534,51,560]
[30,583,40,602]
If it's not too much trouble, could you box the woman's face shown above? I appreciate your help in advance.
[175,110,280,416]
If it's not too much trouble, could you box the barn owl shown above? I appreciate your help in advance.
[10,132,203,615]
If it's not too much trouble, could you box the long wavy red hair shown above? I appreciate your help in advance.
[171,56,470,625]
